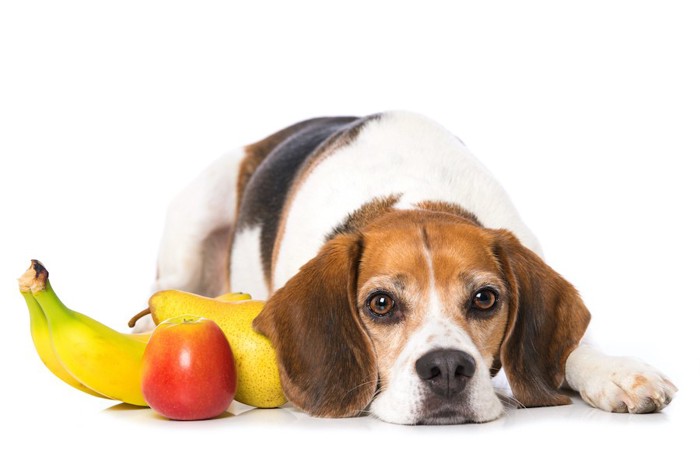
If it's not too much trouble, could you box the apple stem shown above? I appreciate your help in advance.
[128,308,151,328]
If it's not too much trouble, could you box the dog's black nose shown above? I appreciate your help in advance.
[415,349,476,399]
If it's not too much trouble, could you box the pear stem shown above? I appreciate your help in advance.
[128,308,151,328]
[18,260,49,294]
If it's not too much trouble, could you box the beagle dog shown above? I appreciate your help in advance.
[153,111,677,424]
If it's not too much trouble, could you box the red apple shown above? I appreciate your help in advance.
[141,315,237,420]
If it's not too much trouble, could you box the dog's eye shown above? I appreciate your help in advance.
[367,293,396,317]
[471,288,498,312]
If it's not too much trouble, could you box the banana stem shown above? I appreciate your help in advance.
[22,259,150,330]
[127,308,151,328]
[18,259,49,295]
[21,260,76,323]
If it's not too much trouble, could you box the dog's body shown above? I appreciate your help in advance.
[154,111,676,424]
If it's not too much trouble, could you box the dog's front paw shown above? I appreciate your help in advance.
[576,356,677,413]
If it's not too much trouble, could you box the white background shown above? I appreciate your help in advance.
[1,1,698,465]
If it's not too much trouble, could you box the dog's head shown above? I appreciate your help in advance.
[253,201,590,424]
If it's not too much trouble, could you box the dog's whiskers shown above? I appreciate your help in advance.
[342,379,380,399]
[341,378,383,417]
[496,390,525,411]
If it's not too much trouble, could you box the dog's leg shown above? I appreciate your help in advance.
[565,344,677,413]
[153,148,245,298]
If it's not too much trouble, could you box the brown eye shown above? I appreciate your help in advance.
[471,288,498,312]
[367,293,395,317]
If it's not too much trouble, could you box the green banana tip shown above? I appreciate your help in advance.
[18,259,48,294]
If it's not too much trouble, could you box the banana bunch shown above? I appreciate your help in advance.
[19,260,251,406]
[19,260,151,405]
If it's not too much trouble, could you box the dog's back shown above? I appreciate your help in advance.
[232,111,540,298]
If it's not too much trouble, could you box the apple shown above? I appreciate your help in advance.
[141,315,237,420]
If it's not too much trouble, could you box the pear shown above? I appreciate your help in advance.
[147,290,286,409]
[215,291,252,302]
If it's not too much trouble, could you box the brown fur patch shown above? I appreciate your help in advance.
[631,375,649,390]
[198,225,235,297]
[327,194,402,240]
[414,200,482,227]
[253,233,378,418]
[492,229,591,407]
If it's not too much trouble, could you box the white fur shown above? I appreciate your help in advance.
[369,231,503,424]
[273,111,542,290]
[230,225,269,300]
[154,147,270,302]
[565,344,677,413]
[154,148,244,296]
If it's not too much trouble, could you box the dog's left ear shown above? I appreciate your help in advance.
[491,230,591,407]
[252,233,377,417]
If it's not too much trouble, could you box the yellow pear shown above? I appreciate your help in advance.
[147,290,286,409]
[215,292,252,302]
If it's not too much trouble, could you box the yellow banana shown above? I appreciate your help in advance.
[19,260,148,406]
[20,289,108,398]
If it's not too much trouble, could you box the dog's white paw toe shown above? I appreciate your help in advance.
[578,357,677,413]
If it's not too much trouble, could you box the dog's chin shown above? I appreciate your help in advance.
[414,409,501,425]
[415,402,504,425]
[370,393,505,425]
[415,408,474,425]
[375,408,503,426]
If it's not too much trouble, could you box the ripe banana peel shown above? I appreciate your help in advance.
[21,290,108,399]
[19,260,149,406]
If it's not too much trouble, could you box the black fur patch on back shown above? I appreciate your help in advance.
[235,115,380,284]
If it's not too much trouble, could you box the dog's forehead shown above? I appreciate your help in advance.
[424,223,501,283]
[358,226,428,278]
[358,213,499,283]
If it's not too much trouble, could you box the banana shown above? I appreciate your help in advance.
[20,289,108,398]
[19,260,148,406]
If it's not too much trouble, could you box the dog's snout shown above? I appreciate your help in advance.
[415,349,476,399]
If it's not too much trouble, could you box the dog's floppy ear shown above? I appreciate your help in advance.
[491,230,591,407]
[253,233,377,417]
